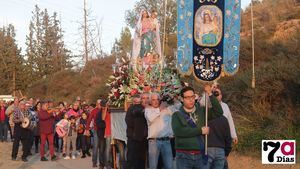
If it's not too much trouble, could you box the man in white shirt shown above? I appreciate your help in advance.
[145,93,173,169]
[211,86,238,144]
[212,84,238,169]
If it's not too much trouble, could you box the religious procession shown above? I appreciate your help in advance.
[0,0,299,169]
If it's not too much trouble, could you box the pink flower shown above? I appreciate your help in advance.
[130,89,138,96]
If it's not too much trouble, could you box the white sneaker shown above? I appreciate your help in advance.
[64,156,70,160]
[72,155,76,159]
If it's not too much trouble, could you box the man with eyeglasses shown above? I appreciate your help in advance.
[171,85,223,169]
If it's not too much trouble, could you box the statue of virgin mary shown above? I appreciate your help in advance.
[131,9,162,70]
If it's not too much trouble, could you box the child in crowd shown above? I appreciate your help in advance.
[77,112,91,158]
[56,114,69,158]
[59,114,77,160]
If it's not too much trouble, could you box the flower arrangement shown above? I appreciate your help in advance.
[106,62,130,107]
[107,60,182,107]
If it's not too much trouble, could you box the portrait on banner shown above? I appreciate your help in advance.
[194,5,223,47]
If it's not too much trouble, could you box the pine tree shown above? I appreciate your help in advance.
[111,27,132,60]
[0,24,26,94]
[26,5,71,81]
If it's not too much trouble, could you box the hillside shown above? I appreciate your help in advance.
[218,0,300,153]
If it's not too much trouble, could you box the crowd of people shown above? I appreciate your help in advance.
[125,83,238,169]
[0,83,238,169]
[1,96,113,169]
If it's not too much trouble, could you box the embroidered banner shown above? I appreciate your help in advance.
[223,0,241,75]
[177,0,241,81]
[177,0,194,75]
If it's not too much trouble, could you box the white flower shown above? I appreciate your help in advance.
[225,33,229,38]
[194,56,198,60]
[211,56,215,60]
[200,65,204,69]
[111,88,118,93]
[195,65,200,69]
[234,14,239,20]
[217,56,222,61]
[200,55,204,60]
[180,0,184,6]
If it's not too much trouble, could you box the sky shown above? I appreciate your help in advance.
[0,0,251,56]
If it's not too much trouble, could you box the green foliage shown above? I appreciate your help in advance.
[26,5,71,82]
[0,24,26,94]
[28,56,115,104]
[111,27,132,60]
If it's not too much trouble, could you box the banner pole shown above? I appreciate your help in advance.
[205,92,208,155]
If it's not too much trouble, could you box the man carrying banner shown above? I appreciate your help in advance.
[171,85,223,168]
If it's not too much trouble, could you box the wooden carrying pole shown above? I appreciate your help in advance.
[251,0,255,89]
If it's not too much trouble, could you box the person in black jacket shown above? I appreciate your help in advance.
[125,94,148,169]
[207,115,232,169]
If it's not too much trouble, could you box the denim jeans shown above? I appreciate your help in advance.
[176,152,206,169]
[207,147,225,169]
[92,129,105,167]
[223,158,228,169]
[115,139,126,169]
[92,129,98,164]
[105,136,112,166]
[0,121,8,141]
[148,139,173,169]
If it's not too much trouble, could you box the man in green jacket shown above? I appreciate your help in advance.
[171,85,223,169]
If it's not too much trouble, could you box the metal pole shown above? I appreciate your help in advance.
[251,0,255,89]
[162,0,168,67]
